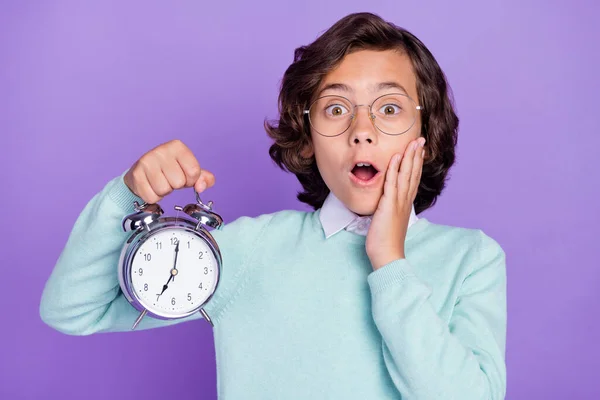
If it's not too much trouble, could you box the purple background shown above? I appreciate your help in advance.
[1,1,598,399]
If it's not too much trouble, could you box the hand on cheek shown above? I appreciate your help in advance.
[365,137,426,270]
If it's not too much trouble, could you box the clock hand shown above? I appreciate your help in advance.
[156,273,174,301]
[172,240,180,281]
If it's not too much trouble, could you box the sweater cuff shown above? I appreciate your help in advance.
[367,258,417,294]
[107,170,144,213]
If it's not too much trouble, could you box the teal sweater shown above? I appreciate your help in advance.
[40,172,507,399]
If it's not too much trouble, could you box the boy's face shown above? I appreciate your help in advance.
[309,49,422,216]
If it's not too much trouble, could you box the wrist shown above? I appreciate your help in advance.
[370,250,405,271]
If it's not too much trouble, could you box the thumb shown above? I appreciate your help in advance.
[194,170,216,193]
[194,177,207,193]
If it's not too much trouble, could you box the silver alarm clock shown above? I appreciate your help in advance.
[118,190,223,330]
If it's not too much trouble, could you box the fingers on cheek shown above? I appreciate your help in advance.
[386,155,397,176]
[407,140,421,174]
[400,152,413,183]
[392,154,403,184]
[411,145,425,196]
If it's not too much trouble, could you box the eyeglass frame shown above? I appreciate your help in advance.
[303,92,423,137]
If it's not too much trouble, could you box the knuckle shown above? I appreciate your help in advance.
[138,154,154,169]
[158,177,173,194]
[131,165,145,182]
[187,163,202,179]
[155,185,171,197]
[171,173,186,189]
[153,146,169,161]
[170,139,185,149]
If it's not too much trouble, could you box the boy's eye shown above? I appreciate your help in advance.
[325,104,349,116]
[379,104,401,115]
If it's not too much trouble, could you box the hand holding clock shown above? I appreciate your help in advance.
[124,139,215,205]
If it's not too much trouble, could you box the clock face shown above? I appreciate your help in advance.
[130,228,218,317]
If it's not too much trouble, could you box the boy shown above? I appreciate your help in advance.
[41,12,506,399]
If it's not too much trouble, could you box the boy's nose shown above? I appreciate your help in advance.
[349,106,378,145]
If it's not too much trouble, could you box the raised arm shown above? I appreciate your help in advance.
[367,230,507,399]
[40,139,261,335]
[39,170,206,334]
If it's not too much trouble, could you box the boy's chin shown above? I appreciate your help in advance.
[333,190,381,216]
[346,200,378,217]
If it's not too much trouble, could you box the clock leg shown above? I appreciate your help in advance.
[199,308,213,327]
[132,309,148,330]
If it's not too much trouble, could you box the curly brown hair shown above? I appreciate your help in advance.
[264,12,459,215]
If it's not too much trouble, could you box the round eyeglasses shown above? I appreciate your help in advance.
[303,93,423,137]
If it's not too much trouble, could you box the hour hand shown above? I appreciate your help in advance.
[156,274,174,301]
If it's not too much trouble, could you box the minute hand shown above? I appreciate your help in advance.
[172,240,180,281]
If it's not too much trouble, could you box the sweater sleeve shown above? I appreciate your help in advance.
[40,171,272,336]
[366,230,507,400]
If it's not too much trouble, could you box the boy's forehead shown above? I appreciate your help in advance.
[317,49,418,100]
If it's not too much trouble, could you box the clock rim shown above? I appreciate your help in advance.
[118,217,222,320]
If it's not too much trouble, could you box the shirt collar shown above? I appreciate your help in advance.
[319,191,419,239]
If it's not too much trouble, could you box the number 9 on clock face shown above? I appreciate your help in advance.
[130,228,218,318]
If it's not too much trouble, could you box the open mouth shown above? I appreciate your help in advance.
[351,162,379,182]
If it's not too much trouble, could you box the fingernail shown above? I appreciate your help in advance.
[419,137,426,147]
[198,180,206,192]
[422,149,425,158]
[412,142,419,151]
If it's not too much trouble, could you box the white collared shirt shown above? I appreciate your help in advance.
[319,192,419,238]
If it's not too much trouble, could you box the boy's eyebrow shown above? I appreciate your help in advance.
[317,83,352,96]
[377,81,408,95]
[317,81,409,96]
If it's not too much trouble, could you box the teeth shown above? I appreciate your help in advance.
[356,162,371,167]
